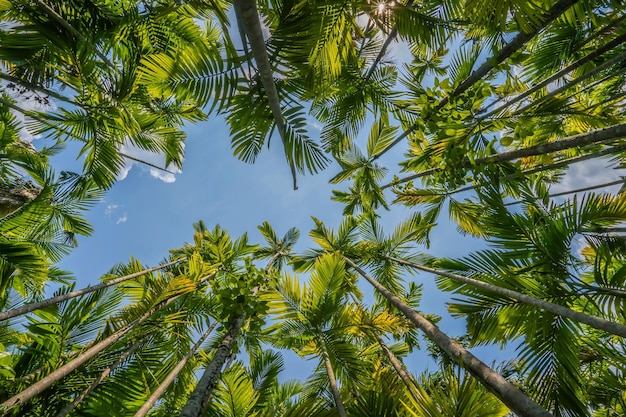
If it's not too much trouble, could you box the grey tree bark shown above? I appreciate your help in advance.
[0,259,186,321]
[134,322,217,417]
[1,295,179,411]
[319,336,348,417]
[388,257,626,337]
[179,314,245,417]
[55,339,146,417]
[233,0,298,189]
[344,257,553,417]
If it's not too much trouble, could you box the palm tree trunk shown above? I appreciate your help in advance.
[178,253,275,417]
[401,122,626,181]
[179,314,246,417]
[369,330,421,402]
[371,0,578,161]
[449,0,578,102]
[363,1,415,85]
[388,257,626,338]
[346,292,420,402]
[55,338,146,417]
[382,142,626,190]
[318,335,348,417]
[344,257,552,417]
[0,259,185,321]
[479,32,626,119]
[504,178,625,206]
[1,294,180,412]
[134,322,217,417]
[509,49,626,118]
[370,330,420,402]
[233,0,298,189]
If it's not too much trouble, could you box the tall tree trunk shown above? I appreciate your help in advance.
[318,335,348,417]
[179,314,246,417]
[178,245,277,416]
[55,338,146,417]
[479,32,626,120]
[388,257,626,338]
[509,49,626,118]
[233,0,298,189]
[370,330,420,403]
[0,259,185,321]
[134,322,217,417]
[383,142,626,191]
[344,257,553,417]
[372,0,578,160]
[1,294,180,411]
[347,292,420,402]
[402,122,626,181]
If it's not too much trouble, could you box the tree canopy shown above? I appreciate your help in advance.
[1,0,626,416]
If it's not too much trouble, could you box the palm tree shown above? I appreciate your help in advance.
[54,337,147,417]
[350,300,422,403]
[385,256,626,337]
[178,222,297,417]
[296,215,550,415]
[0,283,124,414]
[1,263,216,414]
[1,0,217,190]
[199,350,303,417]
[344,257,551,417]
[264,253,366,417]
[413,184,626,415]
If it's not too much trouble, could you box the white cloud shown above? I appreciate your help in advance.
[105,204,120,218]
[104,203,128,224]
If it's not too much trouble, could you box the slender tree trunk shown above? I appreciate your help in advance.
[450,0,578,102]
[479,32,626,119]
[346,292,420,401]
[0,294,179,412]
[384,142,626,191]
[388,257,626,338]
[55,338,146,417]
[370,330,420,402]
[372,0,578,160]
[233,0,298,189]
[401,122,626,181]
[0,259,185,321]
[510,49,626,118]
[363,1,415,85]
[134,322,217,417]
[319,336,348,417]
[344,257,553,417]
[178,254,277,417]
[179,314,246,417]
[482,120,626,164]
[504,178,625,206]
